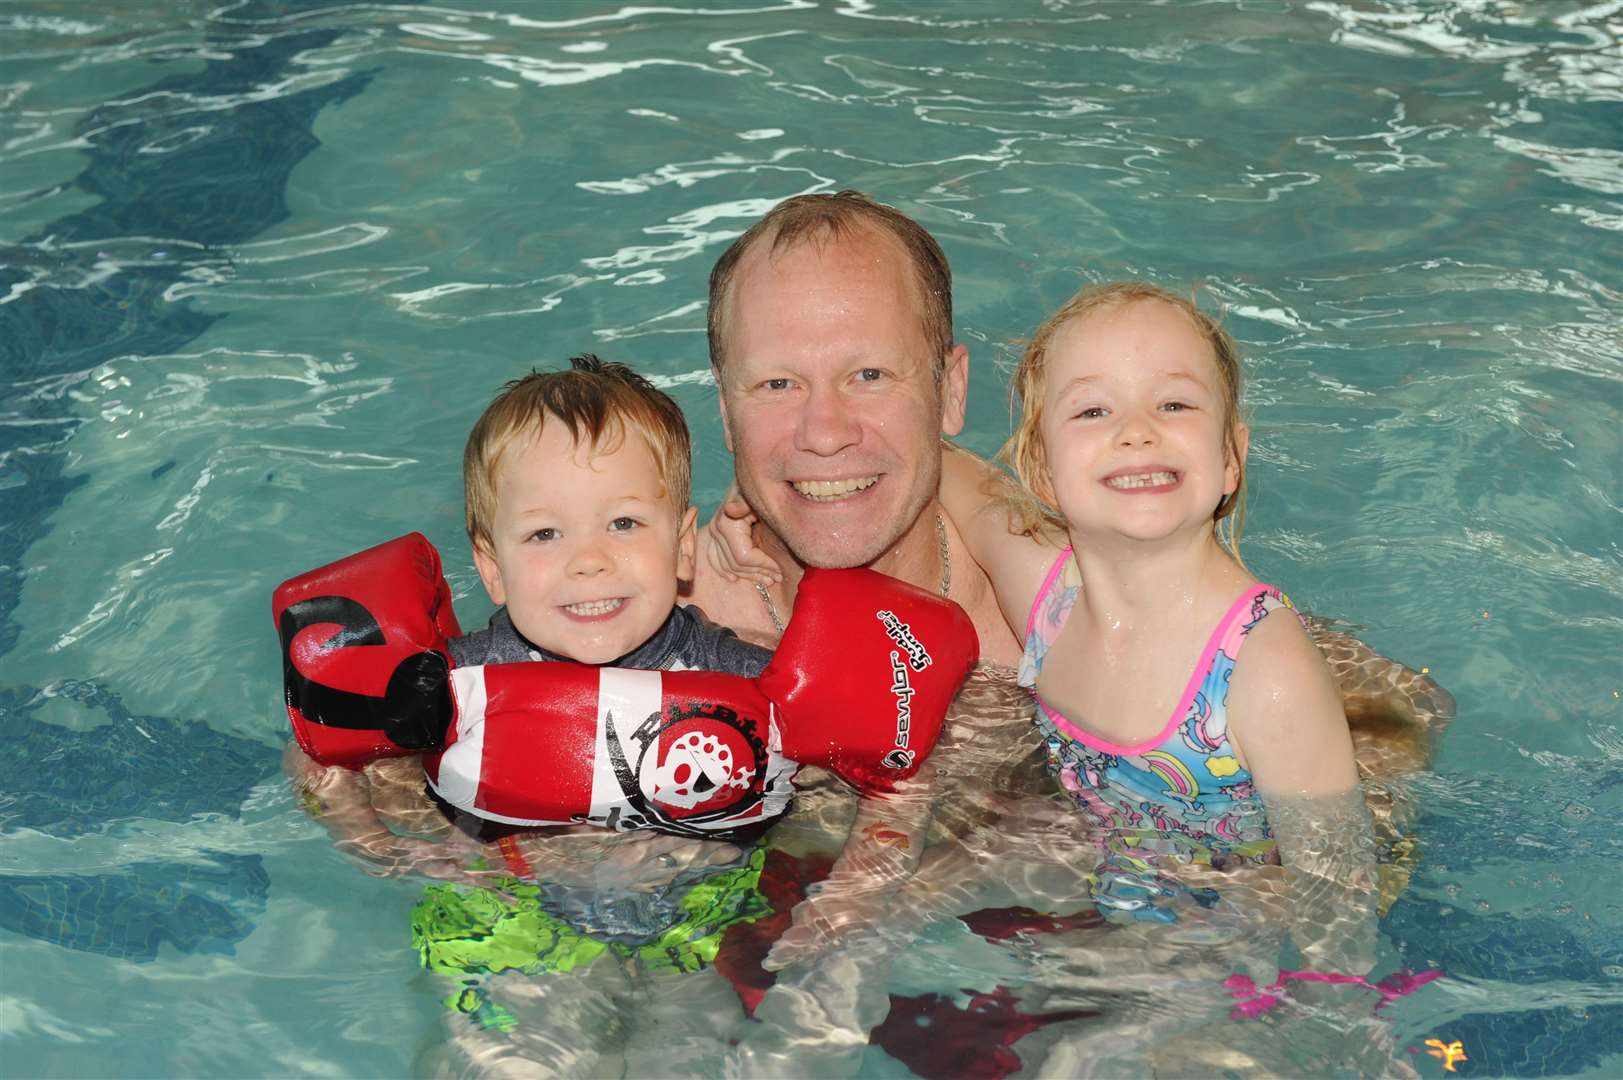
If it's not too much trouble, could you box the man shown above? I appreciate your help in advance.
[689,190,1021,667]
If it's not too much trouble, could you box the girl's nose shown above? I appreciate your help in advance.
[1116,409,1158,447]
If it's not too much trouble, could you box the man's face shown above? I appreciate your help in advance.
[472,420,698,664]
[715,229,968,570]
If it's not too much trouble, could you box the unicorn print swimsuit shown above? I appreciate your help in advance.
[1019,548,1301,919]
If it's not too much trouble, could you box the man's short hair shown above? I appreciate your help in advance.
[464,354,692,552]
[707,190,954,379]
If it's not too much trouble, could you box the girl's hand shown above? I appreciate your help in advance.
[704,485,782,585]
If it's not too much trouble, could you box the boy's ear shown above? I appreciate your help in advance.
[1225,421,1250,495]
[675,505,700,581]
[472,539,507,605]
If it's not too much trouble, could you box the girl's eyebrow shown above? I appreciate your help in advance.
[1055,369,1212,394]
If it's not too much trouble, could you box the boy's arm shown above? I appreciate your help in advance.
[939,442,1065,635]
[283,742,471,879]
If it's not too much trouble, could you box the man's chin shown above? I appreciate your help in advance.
[774,520,905,572]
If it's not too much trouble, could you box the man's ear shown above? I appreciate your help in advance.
[939,343,969,437]
[1225,420,1250,495]
[675,505,699,581]
[714,367,735,454]
[472,540,507,606]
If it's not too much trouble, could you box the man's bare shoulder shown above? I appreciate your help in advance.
[683,556,781,649]
[944,539,1023,668]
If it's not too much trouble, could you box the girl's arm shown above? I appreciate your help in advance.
[1227,616,1378,974]
[938,443,1063,636]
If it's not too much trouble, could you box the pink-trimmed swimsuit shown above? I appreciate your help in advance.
[1020,548,1300,917]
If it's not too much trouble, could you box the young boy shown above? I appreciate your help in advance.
[287,354,771,863]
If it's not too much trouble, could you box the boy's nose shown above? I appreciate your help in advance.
[567,539,612,575]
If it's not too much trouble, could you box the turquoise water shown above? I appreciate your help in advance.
[1,1,1618,1076]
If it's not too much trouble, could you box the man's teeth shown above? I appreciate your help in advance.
[564,598,624,616]
[1107,471,1177,490]
[793,476,878,501]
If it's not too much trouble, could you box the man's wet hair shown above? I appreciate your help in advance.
[706,190,954,381]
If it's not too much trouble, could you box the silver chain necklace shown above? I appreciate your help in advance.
[754,512,952,635]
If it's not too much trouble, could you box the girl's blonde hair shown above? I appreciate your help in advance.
[997,281,1248,558]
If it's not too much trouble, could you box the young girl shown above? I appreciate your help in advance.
[939,281,1377,942]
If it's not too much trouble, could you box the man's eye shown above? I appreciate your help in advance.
[609,517,639,532]
[857,368,883,382]
[530,528,558,542]
[763,377,791,391]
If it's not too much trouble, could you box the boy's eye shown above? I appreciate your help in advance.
[609,516,639,532]
[530,527,558,542]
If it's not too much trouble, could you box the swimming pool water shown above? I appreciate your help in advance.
[1,1,1618,1076]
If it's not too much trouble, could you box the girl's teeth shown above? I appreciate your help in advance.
[1107,471,1177,490]
[565,598,624,616]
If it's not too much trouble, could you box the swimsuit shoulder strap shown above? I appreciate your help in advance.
[1024,545,1077,645]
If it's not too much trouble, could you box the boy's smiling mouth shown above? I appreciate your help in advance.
[562,598,626,617]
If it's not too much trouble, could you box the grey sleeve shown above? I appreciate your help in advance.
[676,605,773,677]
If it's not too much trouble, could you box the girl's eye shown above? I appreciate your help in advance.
[530,527,558,542]
[1161,401,1191,413]
[609,517,639,532]
[1077,406,1107,419]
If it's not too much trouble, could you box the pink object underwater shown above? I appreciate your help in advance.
[1224,968,1445,1020]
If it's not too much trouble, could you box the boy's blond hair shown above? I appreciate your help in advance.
[999,281,1248,557]
[464,355,692,553]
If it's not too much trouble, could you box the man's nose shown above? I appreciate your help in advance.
[795,385,862,456]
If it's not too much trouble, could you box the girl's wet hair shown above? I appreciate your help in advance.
[999,281,1248,557]
[464,354,692,553]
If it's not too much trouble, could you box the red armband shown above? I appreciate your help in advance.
[273,533,459,768]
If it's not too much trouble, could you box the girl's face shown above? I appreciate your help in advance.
[1039,298,1246,548]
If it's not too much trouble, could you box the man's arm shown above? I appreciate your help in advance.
[763,773,936,971]
[938,442,1065,645]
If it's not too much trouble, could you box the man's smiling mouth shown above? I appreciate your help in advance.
[792,476,878,501]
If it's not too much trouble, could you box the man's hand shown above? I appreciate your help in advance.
[703,483,781,585]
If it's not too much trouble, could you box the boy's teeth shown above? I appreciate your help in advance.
[1107,471,1177,490]
[564,598,624,616]
[792,476,878,501]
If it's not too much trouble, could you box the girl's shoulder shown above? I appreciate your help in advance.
[1225,586,1358,794]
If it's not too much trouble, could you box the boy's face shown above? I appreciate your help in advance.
[473,419,697,664]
